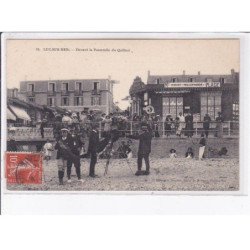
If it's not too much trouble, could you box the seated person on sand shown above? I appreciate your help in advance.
[117,140,133,159]
[208,146,228,158]
[185,147,194,159]
[169,149,177,158]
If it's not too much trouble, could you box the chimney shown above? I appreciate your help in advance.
[231,69,235,75]
[198,71,201,75]
[13,88,18,98]
[183,70,185,75]
[108,75,111,81]
[148,70,150,77]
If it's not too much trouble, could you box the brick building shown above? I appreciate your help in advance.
[19,78,116,114]
[129,70,239,121]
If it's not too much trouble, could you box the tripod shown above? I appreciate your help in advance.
[98,140,134,176]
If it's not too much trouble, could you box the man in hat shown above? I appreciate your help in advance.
[54,128,74,185]
[66,129,84,183]
[86,123,100,177]
[127,123,152,175]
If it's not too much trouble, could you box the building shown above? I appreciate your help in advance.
[129,70,239,121]
[7,88,44,125]
[19,77,117,114]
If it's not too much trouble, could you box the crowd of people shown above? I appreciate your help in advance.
[38,109,225,140]
[7,109,227,185]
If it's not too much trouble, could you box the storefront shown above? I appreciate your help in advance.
[129,72,239,121]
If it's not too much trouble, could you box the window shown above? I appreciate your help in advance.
[61,97,69,106]
[74,97,83,106]
[48,97,55,107]
[172,78,177,83]
[28,84,34,92]
[91,96,101,106]
[156,78,160,84]
[28,97,35,103]
[200,92,221,120]
[93,82,100,90]
[232,102,239,121]
[162,97,183,118]
[188,77,194,82]
[75,82,82,91]
[49,82,56,92]
[206,78,213,83]
[220,78,225,84]
[62,82,69,91]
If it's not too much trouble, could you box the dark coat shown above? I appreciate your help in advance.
[128,131,152,155]
[55,134,74,160]
[71,135,83,155]
[199,138,206,146]
[87,130,99,154]
[203,116,211,129]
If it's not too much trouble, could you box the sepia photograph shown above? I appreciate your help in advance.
[3,35,240,192]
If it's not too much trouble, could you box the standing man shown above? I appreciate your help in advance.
[203,113,211,138]
[87,123,100,178]
[55,128,74,185]
[66,129,84,183]
[127,123,152,175]
[215,112,223,138]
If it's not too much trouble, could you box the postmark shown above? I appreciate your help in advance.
[6,152,43,184]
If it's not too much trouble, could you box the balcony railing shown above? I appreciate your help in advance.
[27,91,35,97]
[74,90,83,96]
[92,89,101,95]
[48,90,56,96]
[61,90,69,96]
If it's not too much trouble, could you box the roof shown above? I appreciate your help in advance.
[147,73,239,85]
[9,105,31,121]
[21,78,111,84]
[8,98,44,110]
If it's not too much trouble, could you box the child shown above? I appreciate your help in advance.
[43,139,53,161]
[185,147,194,159]
[169,149,177,158]
[199,133,206,160]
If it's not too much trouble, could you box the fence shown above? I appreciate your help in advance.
[8,120,239,141]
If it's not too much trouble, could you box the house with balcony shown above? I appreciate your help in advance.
[19,77,117,114]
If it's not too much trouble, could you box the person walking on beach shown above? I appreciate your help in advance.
[127,123,152,176]
[199,133,206,160]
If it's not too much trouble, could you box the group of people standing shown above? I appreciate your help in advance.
[164,111,223,138]
[164,111,195,137]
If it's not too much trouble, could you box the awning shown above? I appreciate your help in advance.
[7,108,16,121]
[9,105,31,121]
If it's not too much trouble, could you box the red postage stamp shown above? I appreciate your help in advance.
[6,152,43,184]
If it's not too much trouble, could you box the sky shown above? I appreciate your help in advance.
[6,39,240,109]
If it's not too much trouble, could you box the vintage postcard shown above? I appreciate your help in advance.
[1,33,242,193]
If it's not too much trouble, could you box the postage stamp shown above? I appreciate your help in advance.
[5,152,43,184]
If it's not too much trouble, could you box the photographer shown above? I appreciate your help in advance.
[127,123,152,176]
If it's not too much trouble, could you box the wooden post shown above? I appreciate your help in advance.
[99,121,102,139]
[130,121,133,135]
[195,121,198,136]
[228,121,231,136]
[162,120,165,138]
